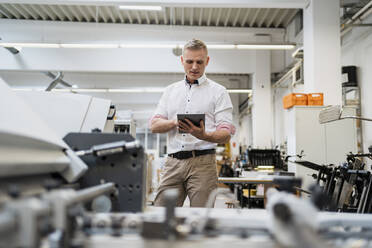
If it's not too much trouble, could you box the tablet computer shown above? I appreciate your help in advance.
[177,114,205,133]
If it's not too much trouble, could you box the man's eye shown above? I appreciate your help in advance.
[186,61,193,64]
[197,61,203,64]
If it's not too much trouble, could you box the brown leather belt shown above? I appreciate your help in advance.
[168,149,215,160]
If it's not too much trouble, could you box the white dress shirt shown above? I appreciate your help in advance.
[150,74,235,154]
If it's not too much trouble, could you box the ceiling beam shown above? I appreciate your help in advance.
[190,7,194,25]
[171,6,176,25]
[198,8,203,26]
[49,5,65,21]
[154,10,159,24]
[68,5,82,21]
[240,9,250,27]
[135,10,142,24]
[39,4,56,20]
[0,0,308,9]
[97,6,107,22]
[224,8,232,27]
[181,7,184,25]
[86,5,98,22]
[124,9,133,23]
[249,9,260,27]
[258,8,270,27]
[57,5,74,21]
[283,9,298,27]
[144,9,150,24]
[77,5,91,22]
[162,7,167,24]
[206,8,212,26]
[232,8,241,27]
[11,4,29,19]
[104,5,116,23]
[1,4,21,19]
[0,19,285,43]
[275,9,288,28]
[215,8,222,26]
[0,6,11,18]
[266,8,279,27]
[29,4,47,20]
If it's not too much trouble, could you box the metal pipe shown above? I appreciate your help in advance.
[67,182,115,205]
[4,47,20,54]
[43,71,72,89]
[342,116,372,122]
[45,72,63,91]
[348,23,372,27]
[343,1,372,27]
[75,140,141,157]
[341,1,372,37]
[273,60,302,88]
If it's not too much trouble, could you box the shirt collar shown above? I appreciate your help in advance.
[184,74,207,86]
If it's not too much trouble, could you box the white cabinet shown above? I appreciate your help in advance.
[286,106,358,190]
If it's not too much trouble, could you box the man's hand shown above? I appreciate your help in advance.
[178,119,206,140]
[151,118,178,133]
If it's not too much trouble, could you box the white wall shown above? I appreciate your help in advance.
[341,14,372,153]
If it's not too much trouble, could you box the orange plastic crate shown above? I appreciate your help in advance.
[307,93,324,106]
[283,93,308,109]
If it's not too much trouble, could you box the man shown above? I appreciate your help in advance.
[150,39,235,207]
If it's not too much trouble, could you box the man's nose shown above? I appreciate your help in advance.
[192,62,198,69]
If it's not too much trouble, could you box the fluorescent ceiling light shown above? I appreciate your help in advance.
[120,44,175,48]
[60,44,118,48]
[208,45,236,49]
[236,44,295,50]
[119,5,162,11]
[71,89,108,93]
[0,43,59,48]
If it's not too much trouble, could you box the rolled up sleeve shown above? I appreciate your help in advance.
[215,90,236,135]
[149,90,169,126]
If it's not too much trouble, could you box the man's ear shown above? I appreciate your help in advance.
[180,55,184,64]
[206,56,210,66]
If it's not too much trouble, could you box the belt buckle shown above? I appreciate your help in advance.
[192,150,195,158]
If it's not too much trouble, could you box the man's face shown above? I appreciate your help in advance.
[181,48,209,82]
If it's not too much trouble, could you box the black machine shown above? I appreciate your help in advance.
[64,132,146,213]
[247,149,284,170]
[295,148,372,213]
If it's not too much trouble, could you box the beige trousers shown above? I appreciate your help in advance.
[154,153,217,207]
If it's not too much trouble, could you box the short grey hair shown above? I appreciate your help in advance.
[183,39,208,55]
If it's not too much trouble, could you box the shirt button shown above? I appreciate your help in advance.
[186,111,188,113]
[188,99,190,102]
[182,134,186,136]
[182,145,184,148]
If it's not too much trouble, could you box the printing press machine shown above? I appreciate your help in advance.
[2,78,372,248]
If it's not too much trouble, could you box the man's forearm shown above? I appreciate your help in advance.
[151,118,177,133]
[201,130,231,144]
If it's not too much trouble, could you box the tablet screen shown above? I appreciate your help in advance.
[177,114,205,133]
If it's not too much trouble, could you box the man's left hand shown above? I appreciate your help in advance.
[178,119,206,140]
